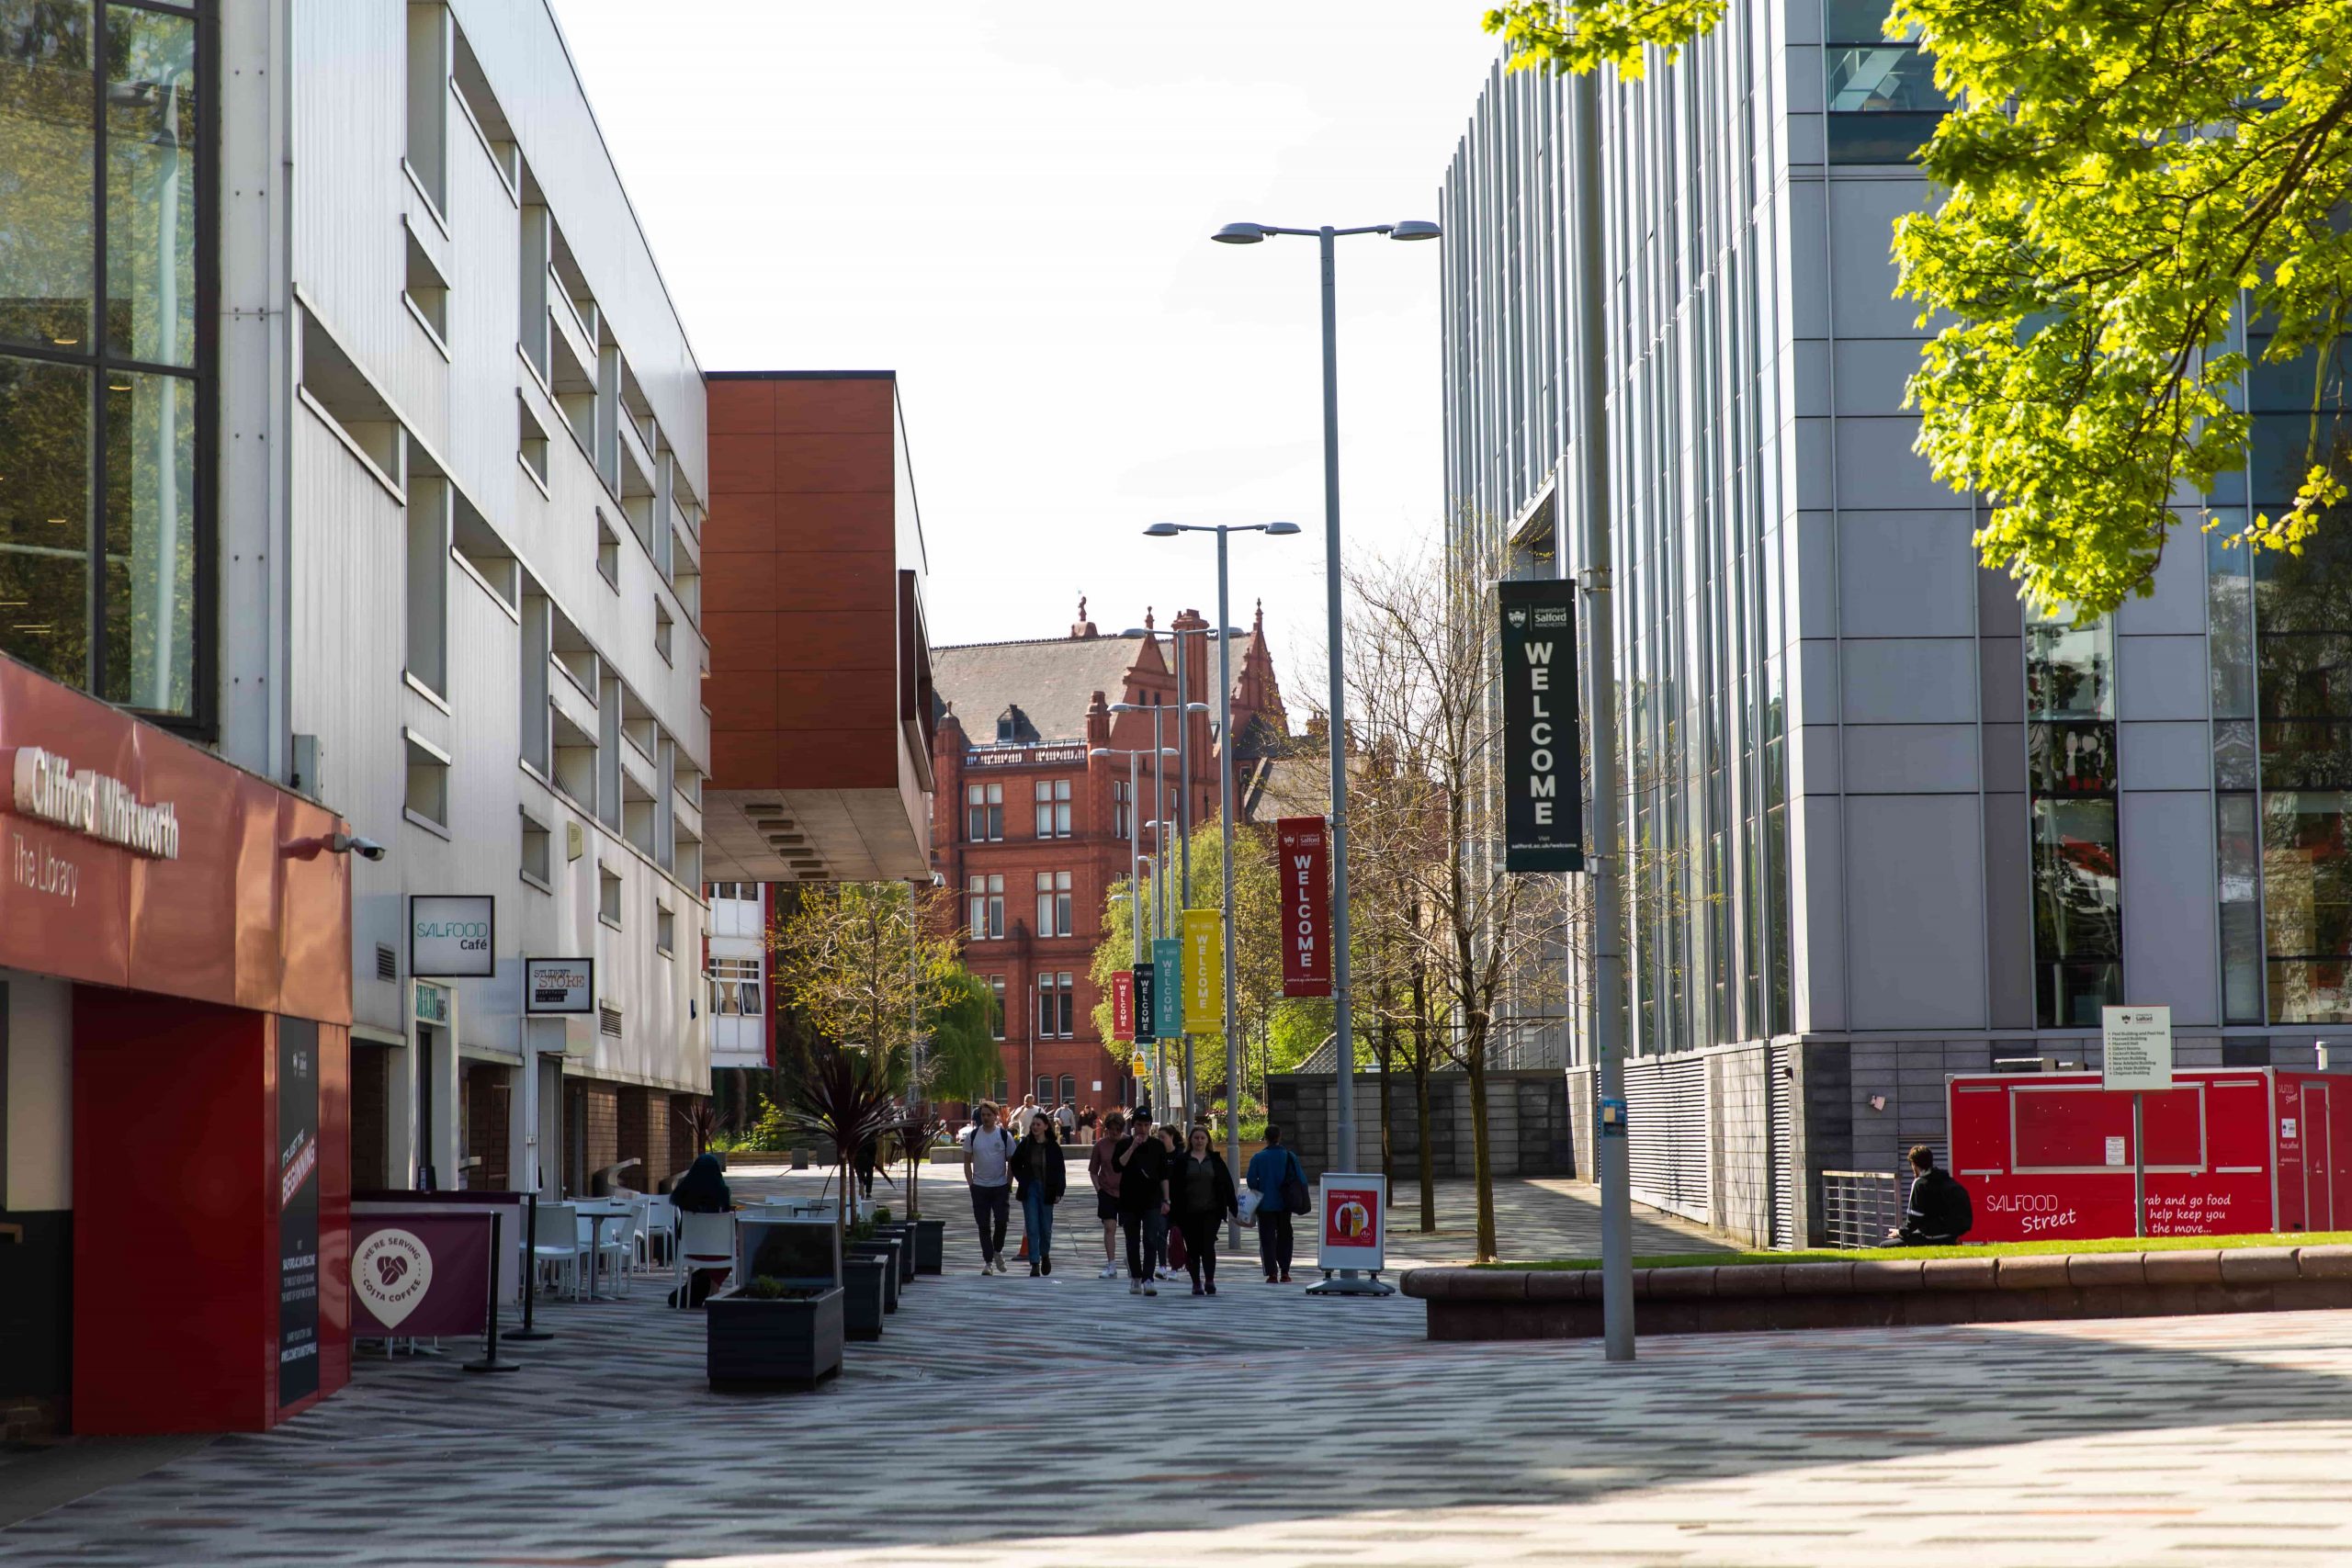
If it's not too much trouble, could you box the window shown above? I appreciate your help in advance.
[2026,605,2120,1025]
[965,781,1002,841]
[1035,1074,1053,1106]
[401,221,447,350]
[519,809,550,887]
[655,904,675,956]
[1113,779,1131,840]
[403,731,448,830]
[989,975,1005,1040]
[405,475,448,697]
[1058,1073,1076,1105]
[517,393,549,488]
[0,3,206,720]
[1035,972,1075,1039]
[595,510,619,588]
[708,956,761,1018]
[1035,871,1072,938]
[654,597,673,664]
[1824,0,1950,164]
[599,863,622,928]
[967,874,1003,940]
[404,1,449,214]
[1035,777,1071,838]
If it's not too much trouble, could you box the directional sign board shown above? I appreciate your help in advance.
[2102,1006,2173,1092]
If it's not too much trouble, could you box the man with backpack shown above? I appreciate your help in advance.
[1889,1143,1973,1247]
[1244,1123,1309,1283]
[961,1101,1019,1275]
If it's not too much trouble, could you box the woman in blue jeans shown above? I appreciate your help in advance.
[1010,1116,1067,1276]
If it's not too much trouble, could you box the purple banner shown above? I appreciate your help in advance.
[350,1212,492,1338]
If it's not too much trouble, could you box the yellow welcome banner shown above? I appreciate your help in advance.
[1182,908,1223,1036]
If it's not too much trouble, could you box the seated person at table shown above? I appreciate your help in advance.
[1886,1144,1972,1247]
[667,1154,734,1306]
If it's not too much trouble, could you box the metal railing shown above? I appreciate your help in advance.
[1821,1169,1904,1249]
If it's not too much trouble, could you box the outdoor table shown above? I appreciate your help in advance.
[573,1201,635,1300]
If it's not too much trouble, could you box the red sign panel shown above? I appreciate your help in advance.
[1277,816,1332,998]
[1111,968,1135,1041]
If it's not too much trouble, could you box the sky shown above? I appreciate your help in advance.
[549,0,1505,711]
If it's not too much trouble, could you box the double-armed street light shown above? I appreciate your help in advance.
[1212,217,1438,1295]
[1144,520,1300,1244]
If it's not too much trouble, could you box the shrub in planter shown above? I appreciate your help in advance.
[841,1255,888,1340]
[707,1278,843,1390]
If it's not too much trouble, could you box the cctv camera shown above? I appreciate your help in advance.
[330,831,388,863]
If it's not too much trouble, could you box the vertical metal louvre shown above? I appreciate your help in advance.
[1767,1042,1796,1248]
[1623,1055,1711,1224]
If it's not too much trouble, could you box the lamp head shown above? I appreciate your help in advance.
[1389,220,1442,243]
[1142,522,1182,537]
[1119,626,1150,638]
[1184,702,1209,714]
[1264,521,1302,536]
[1212,221,1269,245]
[1110,702,1141,714]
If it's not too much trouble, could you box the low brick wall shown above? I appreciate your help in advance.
[1403,1246,2352,1339]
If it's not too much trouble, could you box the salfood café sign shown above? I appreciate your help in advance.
[10,746,180,859]
[410,894,495,978]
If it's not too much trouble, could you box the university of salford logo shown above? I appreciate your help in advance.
[352,1229,433,1329]
[1506,606,1528,627]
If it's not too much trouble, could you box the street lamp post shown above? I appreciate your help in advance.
[1145,521,1299,1247]
[1213,216,1437,1296]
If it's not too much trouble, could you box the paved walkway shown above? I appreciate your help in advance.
[6,1171,2352,1564]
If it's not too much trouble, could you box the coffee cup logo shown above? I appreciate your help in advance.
[353,1228,433,1329]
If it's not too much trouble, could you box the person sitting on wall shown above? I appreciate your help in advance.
[1887,1144,1973,1247]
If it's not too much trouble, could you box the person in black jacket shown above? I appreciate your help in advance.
[1010,1117,1068,1276]
[1169,1125,1239,1295]
[1890,1144,1973,1246]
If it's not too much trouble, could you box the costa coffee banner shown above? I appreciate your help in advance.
[349,1213,492,1337]
[1277,816,1332,998]
[1111,968,1136,1041]
[1498,579,1583,873]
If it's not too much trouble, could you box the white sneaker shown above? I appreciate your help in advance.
[1143,1282,1158,1296]
[1098,1261,1119,1280]
[1129,1280,1141,1295]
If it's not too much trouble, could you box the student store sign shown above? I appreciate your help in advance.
[410,895,495,978]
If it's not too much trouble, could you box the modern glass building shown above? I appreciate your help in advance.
[1440,3,2352,1244]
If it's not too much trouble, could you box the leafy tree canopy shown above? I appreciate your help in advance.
[1485,0,2352,615]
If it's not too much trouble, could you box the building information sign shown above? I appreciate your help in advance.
[1498,579,1583,872]
[2102,1006,2174,1092]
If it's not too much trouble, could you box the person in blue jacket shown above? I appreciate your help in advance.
[1244,1124,1306,1283]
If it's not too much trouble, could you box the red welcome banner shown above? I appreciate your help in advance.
[1111,968,1136,1041]
[1277,816,1332,998]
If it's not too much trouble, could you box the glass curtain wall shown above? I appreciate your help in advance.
[1823,0,1950,164]
[0,0,204,718]
[2026,608,2122,1023]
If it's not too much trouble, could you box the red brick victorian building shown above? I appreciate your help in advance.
[930,601,1288,1109]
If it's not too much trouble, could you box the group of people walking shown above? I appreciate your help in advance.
[958,1101,1310,1293]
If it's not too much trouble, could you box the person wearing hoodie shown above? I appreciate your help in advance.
[1009,1115,1068,1276]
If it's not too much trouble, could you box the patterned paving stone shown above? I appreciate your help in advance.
[6,1173,2352,1563]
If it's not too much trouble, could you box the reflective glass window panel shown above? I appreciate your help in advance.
[2261,791,2352,1010]
[2219,794,2264,1023]
[0,353,89,686]
[0,0,94,352]
[103,5,194,367]
[101,367,190,712]
[2030,796,2122,1026]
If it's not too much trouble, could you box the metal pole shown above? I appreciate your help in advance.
[1217,534,1244,1249]
[1306,224,1384,1296]
[1571,68,1635,1361]
[1177,629,1195,1127]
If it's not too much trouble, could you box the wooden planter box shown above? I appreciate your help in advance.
[907,1218,946,1274]
[846,1239,902,1312]
[706,1286,843,1390]
[841,1255,889,1340]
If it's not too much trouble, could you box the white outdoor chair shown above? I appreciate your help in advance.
[642,1196,677,1268]
[673,1211,737,1308]
[532,1202,584,1300]
[577,1213,631,1298]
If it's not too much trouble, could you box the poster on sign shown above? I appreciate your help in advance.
[1183,908,1221,1034]
[1112,969,1136,1041]
[1276,816,1332,998]
[1317,1174,1385,1272]
[277,1019,320,1409]
[1498,579,1583,872]
[350,1213,492,1337]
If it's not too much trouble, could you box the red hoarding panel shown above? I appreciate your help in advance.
[1951,1070,2279,1243]
[1277,816,1331,998]
[1111,968,1135,1041]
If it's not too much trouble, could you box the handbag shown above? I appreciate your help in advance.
[1165,1224,1189,1269]
[1281,1153,1311,1216]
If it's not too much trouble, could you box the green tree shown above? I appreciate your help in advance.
[1484,0,2352,615]
[925,968,1002,1105]
[768,881,959,1094]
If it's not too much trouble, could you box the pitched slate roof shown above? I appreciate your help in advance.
[931,636,1154,746]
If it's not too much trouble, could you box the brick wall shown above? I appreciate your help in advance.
[616,1087,672,1194]
[582,1082,619,1182]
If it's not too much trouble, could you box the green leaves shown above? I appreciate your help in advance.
[1486,0,2352,615]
